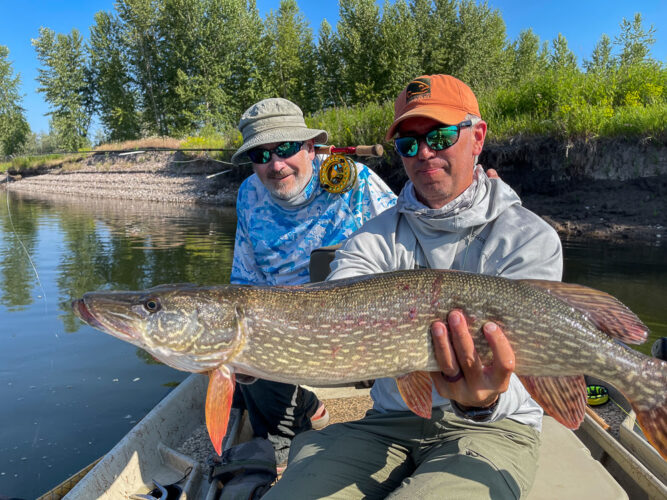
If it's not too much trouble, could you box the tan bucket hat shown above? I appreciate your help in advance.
[231,98,328,165]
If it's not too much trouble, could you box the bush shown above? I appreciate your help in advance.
[180,124,241,160]
[479,63,666,141]
[0,154,69,174]
[307,102,394,148]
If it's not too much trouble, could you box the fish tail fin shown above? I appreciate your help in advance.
[626,357,667,460]
[632,400,667,460]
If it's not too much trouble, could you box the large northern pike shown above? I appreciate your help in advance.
[72,269,667,458]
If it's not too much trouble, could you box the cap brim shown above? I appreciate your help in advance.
[385,106,470,141]
[232,128,328,165]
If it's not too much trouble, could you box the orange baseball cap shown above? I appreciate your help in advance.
[385,74,481,140]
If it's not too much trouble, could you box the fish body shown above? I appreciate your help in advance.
[72,269,667,458]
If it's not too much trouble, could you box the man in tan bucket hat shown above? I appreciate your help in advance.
[267,75,562,498]
[228,97,396,465]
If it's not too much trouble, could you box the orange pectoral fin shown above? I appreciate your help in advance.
[519,374,587,429]
[206,365,236,456]
[396,371,433,419]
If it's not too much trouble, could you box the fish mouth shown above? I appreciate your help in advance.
[72,298,133,339]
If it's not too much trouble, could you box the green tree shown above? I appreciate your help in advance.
[222,0,271,118]
[159,0,217,134]
[186,0,268,128]
[336,0,383,103]
[22,130,59,154]
[414,0,457,75]
[376,0,420,101]
[263,0,318,111]
[124,0,267,133]
[509,29,543,83]
[32,27,91,151]
[0,46,30,156]
[584,34,615,73]
[447,0,511,92]
[116,0,168,135]
[316,19,345,107]
[89,11,141,141]
[549,33,578,72]
[615,13,657,66]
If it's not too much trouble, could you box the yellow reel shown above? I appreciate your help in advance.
[319,154,357,194]
[586,385,609,406]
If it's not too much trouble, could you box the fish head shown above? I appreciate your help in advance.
[72,284,246,373]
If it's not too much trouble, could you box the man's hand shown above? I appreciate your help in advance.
[429,310,515,409]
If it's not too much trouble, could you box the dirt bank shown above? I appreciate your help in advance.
[3,147,665,244]
[481,136,667,244]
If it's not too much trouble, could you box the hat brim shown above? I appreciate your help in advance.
[232,128,328,165]
[385,106,470,141]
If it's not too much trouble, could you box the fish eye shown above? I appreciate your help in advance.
[143,298,161,313]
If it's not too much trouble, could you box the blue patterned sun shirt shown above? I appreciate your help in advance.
[231,156,396,286]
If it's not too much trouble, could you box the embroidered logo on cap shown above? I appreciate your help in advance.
[406,77,431,102]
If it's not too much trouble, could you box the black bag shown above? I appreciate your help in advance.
[208,437,277,500]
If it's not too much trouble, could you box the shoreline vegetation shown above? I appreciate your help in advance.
[1,2,665,157]
[1,1,665,244]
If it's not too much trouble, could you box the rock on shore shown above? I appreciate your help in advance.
[4,151,241,206]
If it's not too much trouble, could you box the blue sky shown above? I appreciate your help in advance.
[1,0,665,135]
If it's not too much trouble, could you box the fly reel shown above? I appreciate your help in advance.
[586,384,609,406]
[319,154,357,194]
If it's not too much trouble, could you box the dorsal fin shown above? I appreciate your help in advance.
[521,280,648,344]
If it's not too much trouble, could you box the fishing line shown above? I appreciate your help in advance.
[607,395,634,421]
[3,173,48,313]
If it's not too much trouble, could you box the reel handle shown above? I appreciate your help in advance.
[354,144,384,156]
[315,144,384,157]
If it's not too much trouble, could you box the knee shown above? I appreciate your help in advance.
[287,429,320,461]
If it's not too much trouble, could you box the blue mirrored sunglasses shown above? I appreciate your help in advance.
[394,120,472,158]
[247,141,304,164]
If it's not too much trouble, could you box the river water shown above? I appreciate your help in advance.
[0,190,665,498]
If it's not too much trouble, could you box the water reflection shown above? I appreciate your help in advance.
[0,195,41,310]
[0,191,237,498]
[4,192,236,333]
[562,236,667,355]
[1,191,665,498]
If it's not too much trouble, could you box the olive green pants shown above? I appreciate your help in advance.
[264,408,540,500]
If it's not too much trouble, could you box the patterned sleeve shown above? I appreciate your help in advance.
[350,163,397,227]
[230,184,266,285]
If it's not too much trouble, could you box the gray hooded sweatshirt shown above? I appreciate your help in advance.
[328,166,563,430]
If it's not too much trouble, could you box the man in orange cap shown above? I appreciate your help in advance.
[266,75,563,499]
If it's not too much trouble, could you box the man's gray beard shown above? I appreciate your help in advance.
[267,171,311,200]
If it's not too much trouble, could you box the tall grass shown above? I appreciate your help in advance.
[307,102,394,148]
[481,63,666,141]
[308,64,666,145]
[0,154,71,174]
[179,124,242,160]
[95,137,183,151]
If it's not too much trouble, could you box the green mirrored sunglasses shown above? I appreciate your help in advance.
[394,120,472,158]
